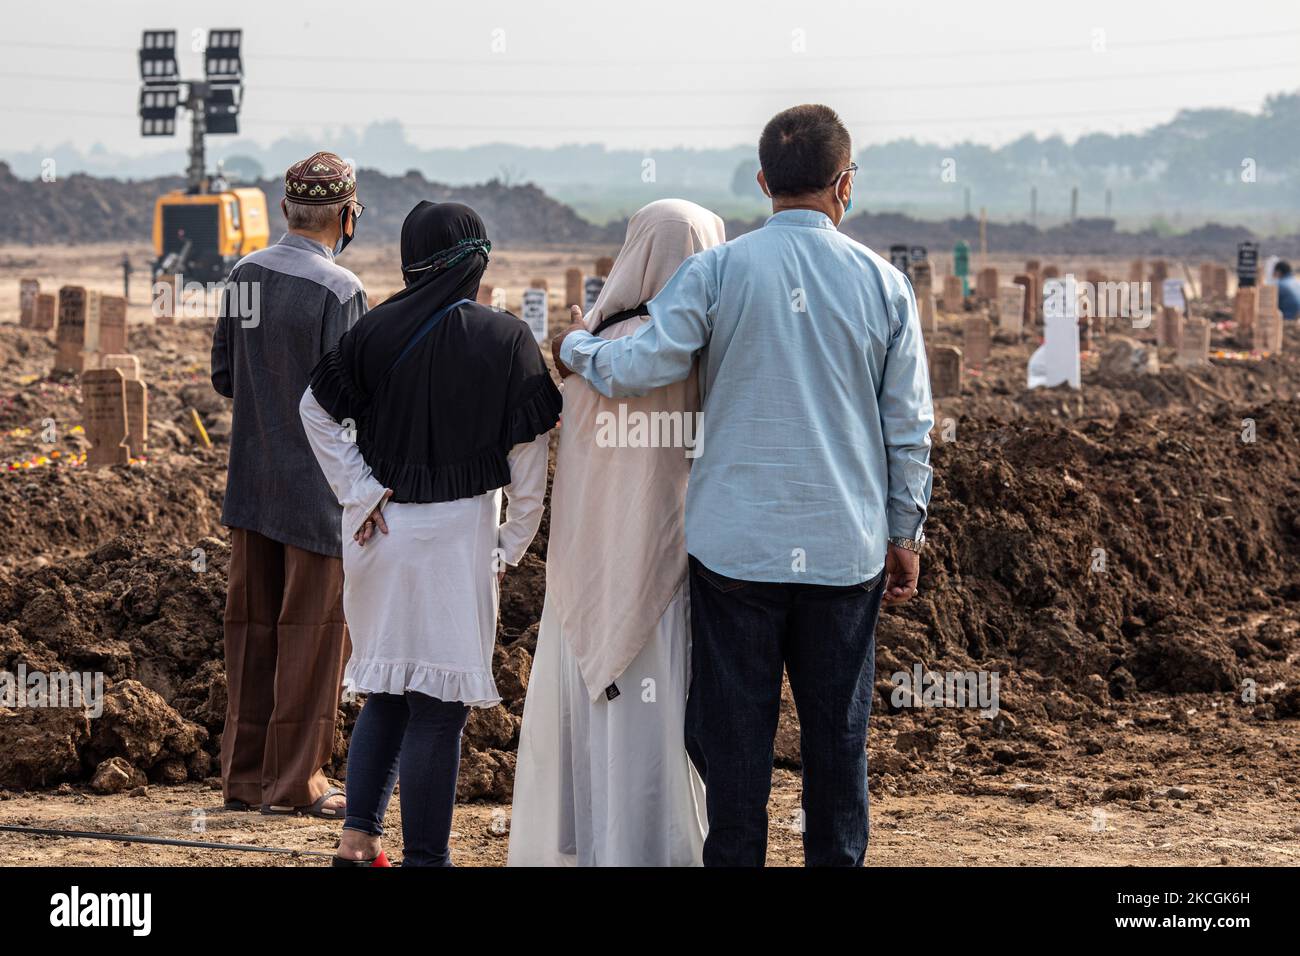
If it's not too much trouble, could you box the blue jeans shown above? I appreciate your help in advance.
[343,691,469,867]
[685,556,884,867]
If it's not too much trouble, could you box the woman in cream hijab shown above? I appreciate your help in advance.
[508,199,725,866]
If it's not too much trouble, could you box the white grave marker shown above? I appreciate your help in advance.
[583,276,604,313]
[522,288,548,343]
[1028,275,1082,390]
[1161,278,1186,312]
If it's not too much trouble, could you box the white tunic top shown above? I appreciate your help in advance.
[299,388,549,707]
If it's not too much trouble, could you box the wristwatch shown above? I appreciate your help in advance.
[889,533,926,553]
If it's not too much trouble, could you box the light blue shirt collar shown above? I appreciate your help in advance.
[763,208,836,230]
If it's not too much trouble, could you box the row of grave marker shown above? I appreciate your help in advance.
[18,281,131,375]
[17,280,148,467]
[476,257,616,343]
[926,270,1282,399]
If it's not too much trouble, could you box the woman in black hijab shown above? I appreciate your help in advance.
[301,201,560,867]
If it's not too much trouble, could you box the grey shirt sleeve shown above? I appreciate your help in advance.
[211,289,233,398]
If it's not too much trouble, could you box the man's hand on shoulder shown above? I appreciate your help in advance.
[550,305,585,380]
[882,542,920,606]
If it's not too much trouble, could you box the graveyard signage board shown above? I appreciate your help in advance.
[1236,241,1259,289]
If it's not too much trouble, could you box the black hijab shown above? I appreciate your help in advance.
[308,201,561,503]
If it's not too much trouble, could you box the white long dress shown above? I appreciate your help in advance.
[299,389,548,706]
[508,584,707,866]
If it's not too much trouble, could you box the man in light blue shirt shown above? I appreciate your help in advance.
[554,105,933,866]
[1273,261,1300,320]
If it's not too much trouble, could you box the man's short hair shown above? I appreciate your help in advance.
[1275,260,1293,278]
[758,104,852,198]
[285,198,349,232]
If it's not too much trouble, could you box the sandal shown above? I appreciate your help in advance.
[262,786,347,819]
[332,849,392,868]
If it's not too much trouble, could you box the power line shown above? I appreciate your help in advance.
[1,27,1298,66]
[1,60,1296,99]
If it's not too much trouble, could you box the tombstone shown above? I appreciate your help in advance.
[521,287,548,343]
[529,277,549,292]
[917,287,937,337]
[565,268,583,308]
[19,279,40,328]
[912,262,935,335]
[81,368,130,467]
[1257,283,1279,316]
[101,353,141,380]
[1255,285,1283,354]
[55,286,97,374]
[1028,274,1081,389]
[942,275,965,312]
[583,276,604,312]
[1149,260,1169,306]
[1161,279,1186,314]
[1236,241,1259,289]
[963,316,991,366]
[595,257,614,279]
[889,244,911,278]
[1211,266,1229,300]
[1025,259,1041,275]
[34,293,57,333]
[1128,259,1145,283]
[1254,308,1282,355]
[124,380,149,459]
[1233,287,1257,336]
[1012,274,1035,328]
[929,345,963,398]
[975,267,998,302]
[476,283,495,306]
[1157,307,1183,350]
[911,261,933,291]
[490,287,508,312]
[909,245,928,265]
[953,242,970,295]
[1177,319,1210,367]
[1199,262,1215,299]
[98,294,128,357]
[1042,264,1060,280]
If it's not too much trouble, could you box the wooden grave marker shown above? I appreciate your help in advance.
[929,345,963,398]
[34,293,56,332]
[81,367,130,467]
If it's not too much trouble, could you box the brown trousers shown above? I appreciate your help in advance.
[220,527,350,808]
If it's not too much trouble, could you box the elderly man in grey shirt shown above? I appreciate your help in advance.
[210,151,367,818]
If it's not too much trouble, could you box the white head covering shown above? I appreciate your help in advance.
[549,199,726,700]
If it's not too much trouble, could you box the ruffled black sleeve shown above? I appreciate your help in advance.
[308,339,364,426]
[503,330,563,447]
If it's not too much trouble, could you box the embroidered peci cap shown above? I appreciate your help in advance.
[284,151,356,205]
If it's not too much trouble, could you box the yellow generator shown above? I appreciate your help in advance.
[152,187,269,282]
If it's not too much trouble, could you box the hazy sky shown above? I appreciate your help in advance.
[3,0,1299,156]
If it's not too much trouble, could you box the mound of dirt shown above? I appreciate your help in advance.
[2,398,1296,796]
[0,162,603,248]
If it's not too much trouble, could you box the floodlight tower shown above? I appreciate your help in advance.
[135,29,267,281]
[137,29,244,193]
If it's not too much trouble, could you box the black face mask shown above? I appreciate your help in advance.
[334,206,356,256]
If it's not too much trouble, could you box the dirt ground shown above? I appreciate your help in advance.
[1,242,1297,867]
